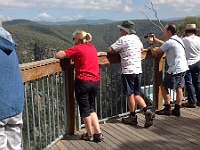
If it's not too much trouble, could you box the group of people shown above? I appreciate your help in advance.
[148,23,200,116]
[56,20,200,144]
[1,19,199,149]
[55,20,156,143]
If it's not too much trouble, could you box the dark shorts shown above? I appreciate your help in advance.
[75,78,98,118]
[121,73,142,96]
[162,72,186,89]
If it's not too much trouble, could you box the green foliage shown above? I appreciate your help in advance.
[3,19,167,63]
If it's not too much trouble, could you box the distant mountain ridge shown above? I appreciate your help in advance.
[2,19,116,26]
[3,15,200,26]
[162,15,200,21]
[38,19,116,25]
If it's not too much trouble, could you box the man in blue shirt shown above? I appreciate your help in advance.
[0,21,24,150]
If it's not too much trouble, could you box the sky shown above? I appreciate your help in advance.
[0,0,200,22]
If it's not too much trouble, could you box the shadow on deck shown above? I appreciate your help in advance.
[50,107,200,150]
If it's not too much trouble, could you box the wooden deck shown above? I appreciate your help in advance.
[50,107,200,150]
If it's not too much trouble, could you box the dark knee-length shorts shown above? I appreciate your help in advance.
[75,78,98,118]
[162,72,186,89]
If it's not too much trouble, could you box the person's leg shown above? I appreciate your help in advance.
[171,88,183,117]
[132,73,147,110]
[156,85,171,115]
[6,113,23,150]
[121,74,136,113]
[89,81,104,142]
[88,81,101,135]
[191,61,200,104]
[184,70,196,104]
[161,86,171,105]
[176,88,183,105]
[127,94,136,112]
[134,73,155,128]
[82,116,93,136]
[156,73,174,115]
[75,79,93,140]
[90,112,100,134]
[90,111,104,142]
[135,94,155,128]
[0,118,8,150]
[121,74,138,125]
[135,95,147,108]
[193,72,200,103]
[172,72,186,117]
[121,94,138,125]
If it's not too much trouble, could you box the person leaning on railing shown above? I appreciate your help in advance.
[107,20,155,128]
[0,21,25,150]
[55,30,104,142]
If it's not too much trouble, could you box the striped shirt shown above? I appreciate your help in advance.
[111,34,143,74]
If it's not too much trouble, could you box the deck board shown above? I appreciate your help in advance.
[50,107,200,150]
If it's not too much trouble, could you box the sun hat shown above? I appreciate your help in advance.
[117,20,136,34]
[185,24,198,31]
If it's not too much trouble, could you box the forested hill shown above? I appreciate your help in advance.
[3,19,180,63]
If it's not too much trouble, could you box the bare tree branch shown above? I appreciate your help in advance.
[138,0,164,31]
[145,0,164,29]
[140,10,163,31]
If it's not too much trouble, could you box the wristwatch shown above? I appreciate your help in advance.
[149,42,154,46]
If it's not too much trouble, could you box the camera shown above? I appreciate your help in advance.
[144,33,153,39]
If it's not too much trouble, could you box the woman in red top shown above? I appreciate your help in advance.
[55,30,103,142]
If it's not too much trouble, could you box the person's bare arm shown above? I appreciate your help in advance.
[149,46,164,57]
[107,47,118,54]
[55,51,69,59]
[154,37,164,46]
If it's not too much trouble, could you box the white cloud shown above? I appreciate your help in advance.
[152,0,200,10]
[61,15,85,21]
[61,16,72,21]
[0,15,12,21]
[35,12,55,21]
[1,0,200,13]
[0,1,34,8]
[0,0,134,12]
[1,0,200,21]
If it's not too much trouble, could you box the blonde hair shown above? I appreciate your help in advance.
[73,30,92,43]
[0,21,2,27]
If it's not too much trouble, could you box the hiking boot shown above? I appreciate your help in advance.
[144,109,155,128]
[80,133,93,141]
[122,115,138,125]
[172,108,180,117]
[182,102,196,108]
[93,133,104,142]
[156,106,171,116]
[197,102,200,107]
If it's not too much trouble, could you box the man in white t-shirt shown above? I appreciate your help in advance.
[148,23,189,117]
[107,20,155,128]
[182,24,200,108]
